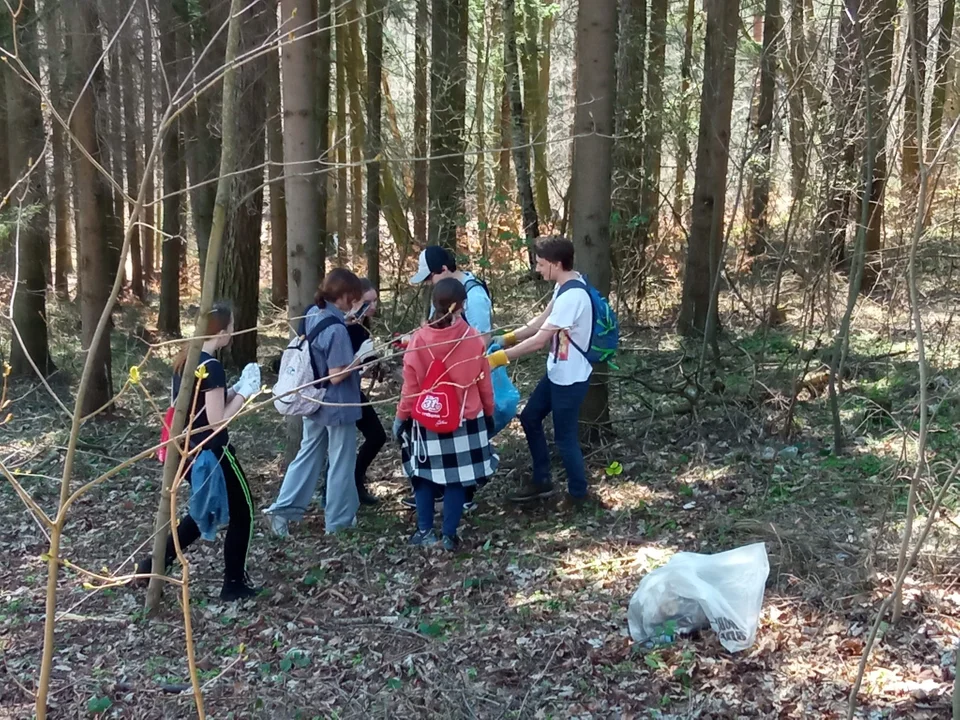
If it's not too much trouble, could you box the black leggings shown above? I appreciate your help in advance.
[163,445,254,584]
[355,391,386,491]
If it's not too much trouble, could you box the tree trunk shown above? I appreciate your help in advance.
[7,0,52,377]
[217,2,269,369]
[523,0,551,221]
[69,0,112,411]
[103,2,126,290]
[336,8,349,264]
[186,0,226,278]
[366,0,384,289]
[537,9,553,219]
[282,0,322,465]
[640,0,667,285]
[924,0,956,224]
[267,9,288,305]
[428,0,469,251]
[902,0,928,204]
[282,0,321,325]
[0,68,8,200]
[413,0,428,248]
[747,0,781,256]
[43,0,72,299]
[677,0,739,343]
[142,0,155,287]
[863,0,897,278]
[157,0,183,336]
[317,0,332,276]
[504,0,539,266]
[475,0,489,254]
[674,0,695,223]
[119,0,144,300]
[572,0,618,427]
[346,0,365,259]
[785,0,808,197]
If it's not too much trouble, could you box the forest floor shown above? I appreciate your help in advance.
[2,260,960,719]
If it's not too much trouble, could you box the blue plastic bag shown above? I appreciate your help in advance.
[488,343,520,436]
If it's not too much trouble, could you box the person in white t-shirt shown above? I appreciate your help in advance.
[488,237,594,503]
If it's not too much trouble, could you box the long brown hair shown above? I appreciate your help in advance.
[172,303,232,374]
[431,278,467,329]
[315,268,363,308]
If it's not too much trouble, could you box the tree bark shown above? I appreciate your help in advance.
[7,0,52,376]
[523,0,551,221]
[119,0,144,300]
[336,8,349,264]
[317,0,332,276]
[674,0,695,223]
[475,0,489,255]
[678,0,739,343]
[142,0,156,286]
[784,0,808,197]
[572,0,618,427]
[267,7,288,305]
[863,0,897,277]
[103,0,126,290]
[282,0,321,466]
[157,0,183,335]
[185,0,226,278]
[366,0,384,289]
[413,0,429,248]
[640,0,667,284]
[216,2,269,369]
[924,0,956,224]
[346,0,365,259]
[43,0,72,299]
[68,0,112,411]
[504,0,539,266]
[747,0,781,256]
[902,0,928,204]
[428,0,469,251]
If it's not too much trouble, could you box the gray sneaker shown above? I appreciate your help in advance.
[266,512,289,538]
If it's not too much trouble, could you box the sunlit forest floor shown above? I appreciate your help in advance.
[3,253,960,718]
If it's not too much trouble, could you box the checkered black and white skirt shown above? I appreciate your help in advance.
[400,415,499,487]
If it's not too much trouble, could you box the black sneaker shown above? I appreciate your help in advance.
[441,534,461,552]
[358,488,379,506]
[507,481,555,503]
[408,529,438,547]
[220,579,260,602]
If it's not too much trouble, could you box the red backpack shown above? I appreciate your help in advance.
[412,328,472,434]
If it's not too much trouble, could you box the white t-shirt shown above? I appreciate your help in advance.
[545,274,593,385]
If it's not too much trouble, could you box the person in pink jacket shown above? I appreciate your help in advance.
[393,278,498,550]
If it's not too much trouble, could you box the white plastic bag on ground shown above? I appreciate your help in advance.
[627,542,769,652]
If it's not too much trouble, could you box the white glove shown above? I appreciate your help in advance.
[233,363,261,399]
[354,338,376,364]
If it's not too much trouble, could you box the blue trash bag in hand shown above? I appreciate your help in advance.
[488,343,520,437]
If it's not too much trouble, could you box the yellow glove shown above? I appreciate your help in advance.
[502,331,518,348]
[488,349,510,370]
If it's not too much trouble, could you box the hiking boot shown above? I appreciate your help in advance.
[560,491,606,512]
[220,578,260,602]
[462,501,478,514]
[358,488,379,506]
[507,481,555,503]
[131,555,171,589]
[441,534,461,552]
[408,529,438,547]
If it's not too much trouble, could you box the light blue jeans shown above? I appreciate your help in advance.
[267,415,359,534]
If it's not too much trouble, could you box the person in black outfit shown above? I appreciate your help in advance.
[346,279,387,505]
[135,304,261,601]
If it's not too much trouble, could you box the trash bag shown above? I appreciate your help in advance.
[627,542,769,653]
[488,343,520,437]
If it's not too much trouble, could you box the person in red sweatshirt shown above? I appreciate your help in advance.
[393,278,498,551]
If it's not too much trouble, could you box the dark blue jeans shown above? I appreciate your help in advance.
[519,375,590,498]
[413,478,466,537]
